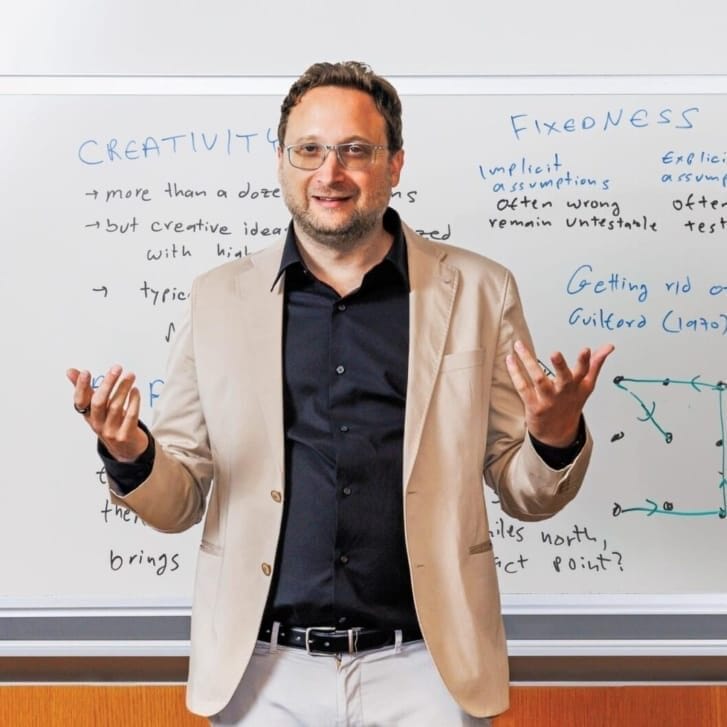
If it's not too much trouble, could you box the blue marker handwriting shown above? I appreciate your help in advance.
[78,127,278,166]
[660,150,727,188]
[478,152,611,193]
[564,266,727,335]
[566,264,649,303]
[510,106,699,141]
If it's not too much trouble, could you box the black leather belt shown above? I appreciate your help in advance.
[258,624,422,655]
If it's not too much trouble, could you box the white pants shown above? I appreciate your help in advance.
[211,637,492,727]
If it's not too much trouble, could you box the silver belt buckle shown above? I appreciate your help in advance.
[304,626,336,656]
[347,627,361,654]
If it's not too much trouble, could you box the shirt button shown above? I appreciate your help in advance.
[339,425,349,433]
[342,487,352,496]
[339,555,349,565]
[337,303,347,312]
[335,365,345,375]
[261,562,272,576]
[338,616,347,624]
[270,490,282,503]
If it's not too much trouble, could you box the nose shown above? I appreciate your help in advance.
[314,146,347,183]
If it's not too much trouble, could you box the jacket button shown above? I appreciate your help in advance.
[270,490,282,503]
[261,563,272,576]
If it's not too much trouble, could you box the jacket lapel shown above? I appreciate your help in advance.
[403,227,459,490]
[234,242,286,481]
[230,229,458,490]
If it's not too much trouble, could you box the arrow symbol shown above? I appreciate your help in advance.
[92,286,108,297]
[85,221,100,229]
[85,190,99,199]
[690,375,704,391]
[164,321,176,343]
[637,400,656,423]
[645,498,658,516]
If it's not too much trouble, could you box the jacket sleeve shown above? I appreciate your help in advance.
[108,293,213,533]
[483,270,592,521]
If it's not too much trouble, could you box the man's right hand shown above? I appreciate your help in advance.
[66,365,149,462]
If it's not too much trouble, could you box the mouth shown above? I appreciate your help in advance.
[311,194,353,207]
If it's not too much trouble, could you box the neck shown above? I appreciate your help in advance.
[294,224,393,297]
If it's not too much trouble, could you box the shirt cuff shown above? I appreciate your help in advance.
[529,416,586,470]
[98,421,155,495]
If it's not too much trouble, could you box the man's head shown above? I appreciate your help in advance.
[278,61,403,153]
[277,62,405,251]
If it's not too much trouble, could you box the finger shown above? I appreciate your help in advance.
[116,386,142,441]
[506,352,528,390]
[506,352,537,408]
[103,372,138,429]
[71,369,94,415]
[88,365,123,425]
[593,342,616,363]
[569,347,592,383]
[583,343,615,387]
[549,350,574,385]
[102,373,136,442]
[513,340,549,392]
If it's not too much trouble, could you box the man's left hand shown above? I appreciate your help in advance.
[506,340,615,448]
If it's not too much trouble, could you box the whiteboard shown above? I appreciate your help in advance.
[3,92,727,612]
[1,0,726,76]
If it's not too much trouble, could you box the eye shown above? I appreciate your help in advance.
[296,143,322,156]
[342,143,369,157]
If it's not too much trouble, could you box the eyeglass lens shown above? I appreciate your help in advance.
[287,143,380,171]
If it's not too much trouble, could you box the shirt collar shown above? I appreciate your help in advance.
[271,207,409,291]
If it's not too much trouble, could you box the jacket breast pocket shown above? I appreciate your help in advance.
[437,348,487,453]
[440,348,485,373]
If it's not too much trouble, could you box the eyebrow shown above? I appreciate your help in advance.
[288,135,379,145]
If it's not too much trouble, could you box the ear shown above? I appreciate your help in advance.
[276,144,285,180]
[389,148,405,187]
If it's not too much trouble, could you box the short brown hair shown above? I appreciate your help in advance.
[277,61,403,152]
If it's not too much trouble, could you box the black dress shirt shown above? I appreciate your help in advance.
[262,208,417,632]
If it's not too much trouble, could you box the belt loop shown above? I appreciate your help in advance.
[269,621,281,654]
[394,629,403,654]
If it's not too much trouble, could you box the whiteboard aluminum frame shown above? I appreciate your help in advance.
[1,75,727,96]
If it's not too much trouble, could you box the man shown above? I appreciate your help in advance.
[68,61,614,725]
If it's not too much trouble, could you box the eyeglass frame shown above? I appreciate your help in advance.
[283,141,390,171]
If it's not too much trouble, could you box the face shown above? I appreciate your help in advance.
[277,85,404,250]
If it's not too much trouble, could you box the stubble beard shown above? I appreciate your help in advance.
[283,186,390,252]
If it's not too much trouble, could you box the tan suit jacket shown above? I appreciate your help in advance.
[110,224,591,718]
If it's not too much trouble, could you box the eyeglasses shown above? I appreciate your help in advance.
[285,142,388,171]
